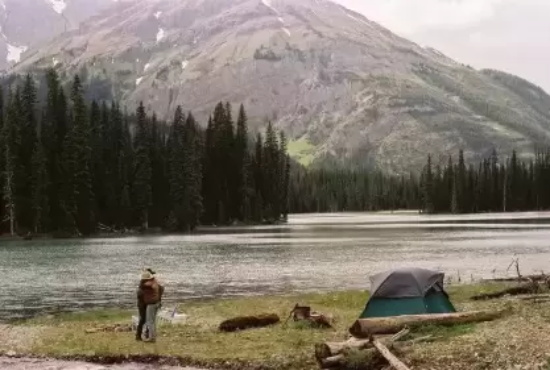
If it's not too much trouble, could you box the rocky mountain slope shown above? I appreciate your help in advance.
[0,0,114,69]
[12,0,550,172]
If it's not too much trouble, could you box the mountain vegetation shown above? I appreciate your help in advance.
[0,70,290,236]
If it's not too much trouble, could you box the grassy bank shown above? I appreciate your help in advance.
[4,283,550,370]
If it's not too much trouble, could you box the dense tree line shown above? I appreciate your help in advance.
[288,149,550,215]
[0,70,290,236]
[420,149,550,213]
[289,167,421,213]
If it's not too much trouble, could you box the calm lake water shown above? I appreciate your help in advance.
[2,211,550,321]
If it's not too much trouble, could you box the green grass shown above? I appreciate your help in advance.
[287,138,317,167]
[20,284,510,370]
[407,323,476,341]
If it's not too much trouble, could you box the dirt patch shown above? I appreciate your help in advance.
[0,324,44,353]
[0,357,205,369]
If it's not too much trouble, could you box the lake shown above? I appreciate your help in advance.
[2,211,550,321]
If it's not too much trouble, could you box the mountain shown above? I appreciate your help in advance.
[11,0,550,173]
[0,0,114,69]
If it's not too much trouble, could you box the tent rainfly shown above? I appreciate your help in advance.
[360,267,456,318]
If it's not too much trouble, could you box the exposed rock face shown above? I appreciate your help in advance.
[0,0,114,68]
[13,0,550,172]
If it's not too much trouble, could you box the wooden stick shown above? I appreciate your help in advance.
[371,337,411,370]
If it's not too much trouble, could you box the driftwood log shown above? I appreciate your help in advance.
[471,281,542,300]
[483,273,549,283]
[219,313,280,332]
[349,310,504,337]
[371,337,411,370]
[316,329,409,362]
[315,329,410,368]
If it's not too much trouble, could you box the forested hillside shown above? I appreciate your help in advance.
[289,149,550,215]
[0,70,290,236]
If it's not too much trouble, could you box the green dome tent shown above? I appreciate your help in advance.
[360,267,456,318]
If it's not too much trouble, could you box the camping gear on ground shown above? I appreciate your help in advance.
[360,267,456,318]
[132,306,188,330]
[219,313,280,332]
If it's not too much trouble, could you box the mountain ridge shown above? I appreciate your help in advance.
[10,0,550,173]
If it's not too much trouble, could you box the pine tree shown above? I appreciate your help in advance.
[133,102,152,230]
[421,155,434,213]
[279,131,290,220]
[253,133,264,222]
[15,74,38,231]
[0,88,4,233]
[167,106,186,230]
[31,141,49,233]
[185,112,203,229]
[118,110,134,228]
[43,69,70,233]
[456,150,467,213]
[89,100,105,224]
[149,113,169,228]
[201,116,216,224]
[2,89,21,235]
[263,123,280,220]
[63,75,95,235]
[211,102,229,224]
[235,104,249,221]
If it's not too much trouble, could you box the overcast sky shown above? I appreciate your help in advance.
[335,0,550,92]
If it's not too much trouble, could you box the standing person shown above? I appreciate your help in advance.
[136,269,164,342]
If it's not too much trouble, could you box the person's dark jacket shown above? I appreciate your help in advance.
[137,279,164,307]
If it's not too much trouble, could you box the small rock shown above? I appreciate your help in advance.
[6,350,16,357]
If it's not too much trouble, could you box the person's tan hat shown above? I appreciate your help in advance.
[140,270,154,280]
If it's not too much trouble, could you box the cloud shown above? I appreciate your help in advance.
[336,0,504,34]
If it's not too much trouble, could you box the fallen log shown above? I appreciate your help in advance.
[219,313,280,332]
[483,273,548,283]
[316,329,409,362]
[316,329,409,369]
[349,310,504,337]
[372,337,411,370]
[471,282,540,300]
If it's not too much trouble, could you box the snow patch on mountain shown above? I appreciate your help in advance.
[52,57,60,66]
[144,63,151,71]
[7,44,27,63]
[45,0,67,14]
[261,0,279,14]
[156,28,165,42]
[282,27,291,36]
[181,60,188,69]
[136,77,143,85]
[344,11,372,29]
[154,11,162,19]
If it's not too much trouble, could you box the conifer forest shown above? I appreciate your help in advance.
[0,70,290,236]
[1,70,550,237]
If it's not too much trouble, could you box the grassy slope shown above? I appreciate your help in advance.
[11,284,519,370]
[287,138,317,167]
